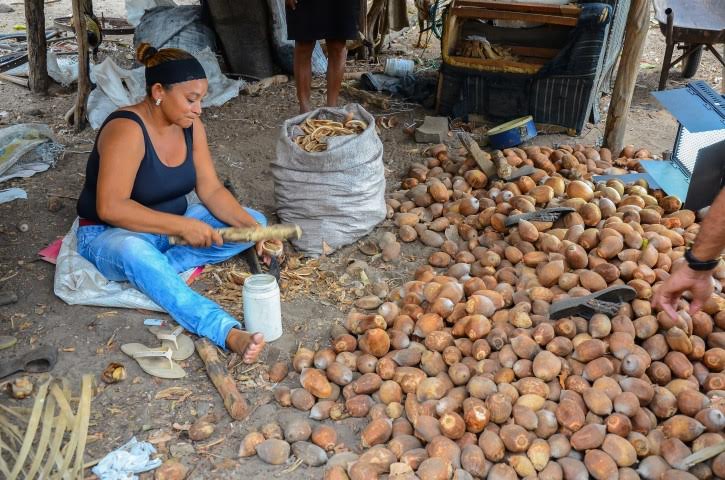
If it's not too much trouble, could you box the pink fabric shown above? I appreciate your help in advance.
[38,238,63,264]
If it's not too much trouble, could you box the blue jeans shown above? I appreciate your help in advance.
[76,203,266,348]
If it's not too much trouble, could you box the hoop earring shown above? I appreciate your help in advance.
[155,98,162,106]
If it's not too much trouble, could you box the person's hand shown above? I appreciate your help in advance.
[179,218,223,247]
[286,0,297,10]
[652,263,714,322]
[256,239,283,266]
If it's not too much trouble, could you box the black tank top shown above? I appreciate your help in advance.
[77,110,196,223]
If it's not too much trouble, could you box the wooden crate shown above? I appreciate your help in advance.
[441,0,581,75]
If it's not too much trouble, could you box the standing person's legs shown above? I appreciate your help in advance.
[326,39,347,108]
[293,41,315,113]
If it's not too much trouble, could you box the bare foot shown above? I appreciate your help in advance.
[226,329,265,363]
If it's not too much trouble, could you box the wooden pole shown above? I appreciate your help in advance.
[71,0,90,131]
[195,338,250,420]
[603,0,651,155]
[24,0,49,93]
[357,0,368,60]
[341,83,391,109]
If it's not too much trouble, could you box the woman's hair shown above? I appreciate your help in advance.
[136,42,194,67]
[136,42,198,94]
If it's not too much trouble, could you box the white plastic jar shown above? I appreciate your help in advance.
[242,274,282,342]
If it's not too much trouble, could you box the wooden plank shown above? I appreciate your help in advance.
[448,55,543,74]
[604,0,651,154]
[516,57,549,65]
[507,46,560,58]
[455,0,581,17]
[341,83,391,110]
[0,72,29,88]
[451,7,578,26]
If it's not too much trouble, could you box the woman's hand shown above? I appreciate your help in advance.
[179,218,223,247]
[652,263,714,321]
[286,0,297,9]
[256,239,283,265]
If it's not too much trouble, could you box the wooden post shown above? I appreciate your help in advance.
[603,0,651,155]
[24,0,49,93]
[357,0,368,60]
[71,0,91,131]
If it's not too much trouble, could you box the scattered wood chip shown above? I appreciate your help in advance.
[154,387,193,401]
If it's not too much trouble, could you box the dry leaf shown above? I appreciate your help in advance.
[148,429,174,444]
[154,386,193,401]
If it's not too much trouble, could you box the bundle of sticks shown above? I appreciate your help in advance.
[293,113,368,152]
[456,35,516,61]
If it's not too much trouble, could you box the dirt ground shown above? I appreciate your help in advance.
[0,1,723,478]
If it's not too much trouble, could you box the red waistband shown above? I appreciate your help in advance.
[78,218,103,227]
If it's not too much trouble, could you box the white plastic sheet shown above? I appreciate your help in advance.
[54,218,165,311]
[54,218,197,311]
[0,187,27,204]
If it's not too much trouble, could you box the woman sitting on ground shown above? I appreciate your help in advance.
[75,43,278,363]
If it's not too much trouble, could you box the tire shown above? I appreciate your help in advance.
[681,44,703,78]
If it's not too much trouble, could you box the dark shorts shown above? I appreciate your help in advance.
[286,0,360,41]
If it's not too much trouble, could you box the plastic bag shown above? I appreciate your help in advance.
[125,0,177,27]
[91,437,162,480]
[0,123,64,184]
[273,104,386,256]
[6,51,79,86]
[87,49,244,129]
[0,187,27,204]
[133,5,215,54]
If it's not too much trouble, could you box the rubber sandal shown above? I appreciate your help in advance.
[120,343,186,379]
[0,344,58,380]
[549,285,637,320]
[147,326,195,361]
[0,335,17,350]
[505,207,576,228]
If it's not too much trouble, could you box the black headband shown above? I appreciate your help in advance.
[145,57,207,87]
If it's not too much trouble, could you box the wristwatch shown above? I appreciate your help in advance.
[684,248,720,271]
